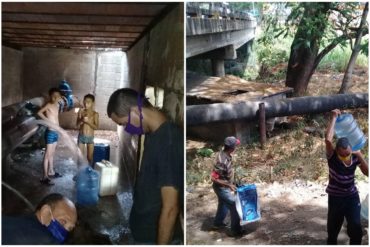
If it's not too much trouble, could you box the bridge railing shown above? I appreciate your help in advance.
[186,2,254,21]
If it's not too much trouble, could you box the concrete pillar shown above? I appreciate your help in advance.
[211,59,225,77]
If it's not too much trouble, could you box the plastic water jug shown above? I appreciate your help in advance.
[93,143,110,165]
[58,80,74,110]
[76,166,100,206]
[59,80,72,96]
[334,114,367,151]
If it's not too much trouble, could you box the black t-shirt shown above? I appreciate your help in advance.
[130,121,184,243]
[2,215,59,245]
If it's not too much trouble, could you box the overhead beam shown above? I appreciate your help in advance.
[6,36,134,43]
[128,3,179,50]
[9,40,131,46]
[9,42,128,49]
[2,13,153,26]
[2,3,167,17]
[3,29,139,38]
[3,32,138,39]
[2,22,145,33]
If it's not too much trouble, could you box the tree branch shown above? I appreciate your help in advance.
[313,26,368,67]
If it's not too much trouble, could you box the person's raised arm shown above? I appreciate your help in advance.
[325,109,340,158]
[353,151,369,177]
[157,186,179,244]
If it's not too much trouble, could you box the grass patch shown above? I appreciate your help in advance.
[318,45,368,72]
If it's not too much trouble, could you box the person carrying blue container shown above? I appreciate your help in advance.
[107,88,183,245]
[325,109,368,244]
[210,136,244,237]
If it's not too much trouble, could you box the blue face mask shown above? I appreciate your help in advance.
[124,94,144,135]
[46,211,68,243]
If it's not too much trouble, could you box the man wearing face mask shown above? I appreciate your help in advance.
[325,109,368,245]
[107,88,183,244]
[2,193,77,244]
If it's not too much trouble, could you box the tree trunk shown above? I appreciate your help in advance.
[339,2,368,94]
[286,3,331,96]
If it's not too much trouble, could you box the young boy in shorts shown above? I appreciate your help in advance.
[37,88,63,185]
[76,94,99,166]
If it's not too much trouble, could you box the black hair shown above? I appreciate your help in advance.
[107,88,152,118]
[84,94,95,102]
[35,193,66,212]
[48,88,61,96]
[336,137,351,150]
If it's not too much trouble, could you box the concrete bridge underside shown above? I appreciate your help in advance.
[186,18,256,76]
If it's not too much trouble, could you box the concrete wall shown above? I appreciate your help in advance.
[22,48,128,130]
[120,4,184,189]
[127,4,184,126]
[2,46,23,106]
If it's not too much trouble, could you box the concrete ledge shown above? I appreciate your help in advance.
[186,18,256,36]
[187,28,255,58]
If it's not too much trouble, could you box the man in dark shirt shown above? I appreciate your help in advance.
[325,109,368,244]
[211,136,243,237]
[107,88,183,244]
[2,193,77,245]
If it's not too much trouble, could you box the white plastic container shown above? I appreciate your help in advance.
[94,160,119,196]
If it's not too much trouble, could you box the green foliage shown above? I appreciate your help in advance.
[260,2,368,68]
[256,30,291,82]
[318,43,368,72]
[360,39,369,56]
[196,148,214,157]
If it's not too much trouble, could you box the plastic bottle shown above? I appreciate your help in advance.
[76,166,100,206]
[334,113,367,151]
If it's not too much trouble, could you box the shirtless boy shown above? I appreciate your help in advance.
[76,94,99,165]
[37,88,63,185]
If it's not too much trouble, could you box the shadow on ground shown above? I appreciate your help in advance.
[186,185,369,245]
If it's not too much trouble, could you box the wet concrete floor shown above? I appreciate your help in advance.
[2,130,134,244]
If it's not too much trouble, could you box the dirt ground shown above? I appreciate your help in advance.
[186,69,369,245]
[186,181,368,245]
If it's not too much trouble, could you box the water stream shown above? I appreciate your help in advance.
[34,119,89,169]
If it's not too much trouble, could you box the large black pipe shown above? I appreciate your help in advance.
[187,93,368,126]
[2,97,45,125]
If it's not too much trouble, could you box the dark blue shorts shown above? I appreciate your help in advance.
[45,130,58,144]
